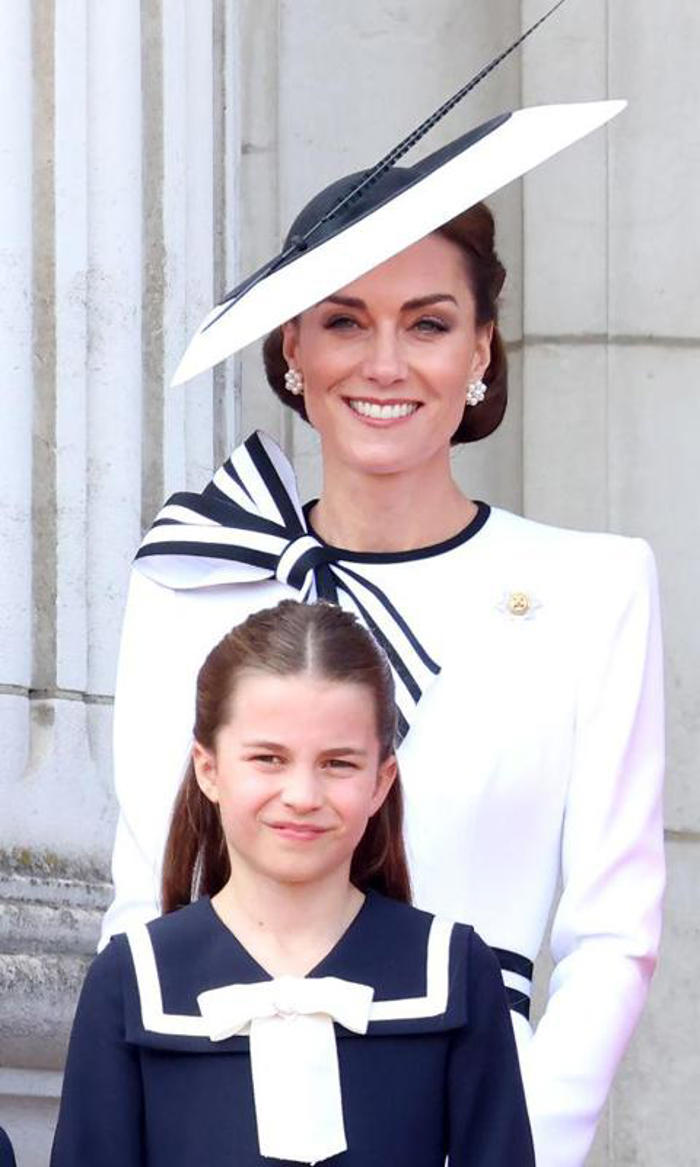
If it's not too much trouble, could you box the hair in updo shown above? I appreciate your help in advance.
[262,200,507,444]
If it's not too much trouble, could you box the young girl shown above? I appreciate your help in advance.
[52,600,534,1165]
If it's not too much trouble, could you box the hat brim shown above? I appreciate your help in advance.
[171,100,625,387]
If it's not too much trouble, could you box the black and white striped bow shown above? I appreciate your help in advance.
[135,431,439,740]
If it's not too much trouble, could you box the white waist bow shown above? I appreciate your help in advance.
[198,975,375,1163]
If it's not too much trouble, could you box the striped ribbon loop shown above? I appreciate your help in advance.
[134,430,440,740]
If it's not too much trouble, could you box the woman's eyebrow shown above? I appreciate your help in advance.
[323,292,458,310]
[324,294,366,308]
[402,293,458,310]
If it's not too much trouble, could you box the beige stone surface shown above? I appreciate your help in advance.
[603,839,700,1165]
[608,3,700,338]
[0,1094,59,1167]
[607,344,700,833]
[522,341,609,531]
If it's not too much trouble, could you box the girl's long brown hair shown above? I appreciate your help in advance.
[162,600,411,913]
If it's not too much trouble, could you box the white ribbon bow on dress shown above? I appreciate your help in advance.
[197,975,375,1164]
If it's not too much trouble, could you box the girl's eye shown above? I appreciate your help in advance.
[412,316,450,334]
[250,754,284,766]
[323,758,358,772]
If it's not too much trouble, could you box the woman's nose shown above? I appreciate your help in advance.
[280,766,323,812]
[360,328,407,385]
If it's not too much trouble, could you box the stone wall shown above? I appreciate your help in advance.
[0,2,239,1162]
[1,2,698,1163]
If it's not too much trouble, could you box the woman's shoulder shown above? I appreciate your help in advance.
[489,504,651,557]
[484,506,657,594]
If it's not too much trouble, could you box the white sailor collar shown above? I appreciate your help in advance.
[116,892,471,1053]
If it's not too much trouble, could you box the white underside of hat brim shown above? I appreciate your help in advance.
[172,100,626,387]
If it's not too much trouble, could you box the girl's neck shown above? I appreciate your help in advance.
[311,452,476,553]
[212,864,364,978]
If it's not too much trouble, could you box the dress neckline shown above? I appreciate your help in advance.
[202,891,374,982]
[302,499,491,564]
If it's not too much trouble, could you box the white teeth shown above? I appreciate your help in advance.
[349,400,418,420]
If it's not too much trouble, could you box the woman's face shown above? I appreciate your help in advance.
[193,671,396,889]
[282,232,492,479]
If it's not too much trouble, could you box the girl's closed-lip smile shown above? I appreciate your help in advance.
[267,820,330,840]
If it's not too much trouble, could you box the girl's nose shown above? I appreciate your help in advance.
[280,766,323,813]
[360,327,407,386]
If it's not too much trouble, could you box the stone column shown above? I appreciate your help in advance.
[521,0,700,1162]
[0,3,239,1163]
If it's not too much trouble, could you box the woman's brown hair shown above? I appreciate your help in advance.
[262,200,507,444]
[161,600,411,913]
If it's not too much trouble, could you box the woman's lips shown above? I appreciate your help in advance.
[346,398,421,422]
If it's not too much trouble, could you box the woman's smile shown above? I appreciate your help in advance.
[345,396,422,423]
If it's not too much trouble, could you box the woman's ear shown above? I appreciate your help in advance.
[369,754,398,816]
[281,319,300,369]
[192,741,219,804]
[472,321,494,382]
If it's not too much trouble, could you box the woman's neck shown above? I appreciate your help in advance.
[212,863,364,978]
[311,453,476,553]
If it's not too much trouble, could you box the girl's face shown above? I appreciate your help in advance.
[193,671,396,889]
[281,232,492,479]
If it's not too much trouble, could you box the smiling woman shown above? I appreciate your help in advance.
[100,99,664,1167]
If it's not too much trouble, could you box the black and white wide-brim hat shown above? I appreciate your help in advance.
[172,5,625,387]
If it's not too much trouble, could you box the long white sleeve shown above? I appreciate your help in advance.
[522,539,665,1166]
[100,572,192,945]
[100,569,289,947]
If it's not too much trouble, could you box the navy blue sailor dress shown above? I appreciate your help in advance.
[51,891,534,1166]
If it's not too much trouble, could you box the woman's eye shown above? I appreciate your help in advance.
[413,316,450,334]
[324,315,361,331]
[251,754,284,766]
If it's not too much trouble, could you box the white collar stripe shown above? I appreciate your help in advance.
[127,925,210,1037]
[126,916,455,1038]
[368,917,453,1022]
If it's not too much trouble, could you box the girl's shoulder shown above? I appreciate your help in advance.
[111,894,492,1049]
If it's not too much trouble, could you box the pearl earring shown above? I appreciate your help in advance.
[284,367,304,396]
[465,379,487,407]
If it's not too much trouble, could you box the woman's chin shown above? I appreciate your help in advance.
[323,426,449,481]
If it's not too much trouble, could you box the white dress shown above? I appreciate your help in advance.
[101,433,665,1167]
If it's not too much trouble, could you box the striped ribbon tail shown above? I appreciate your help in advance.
[328,564,440,743]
